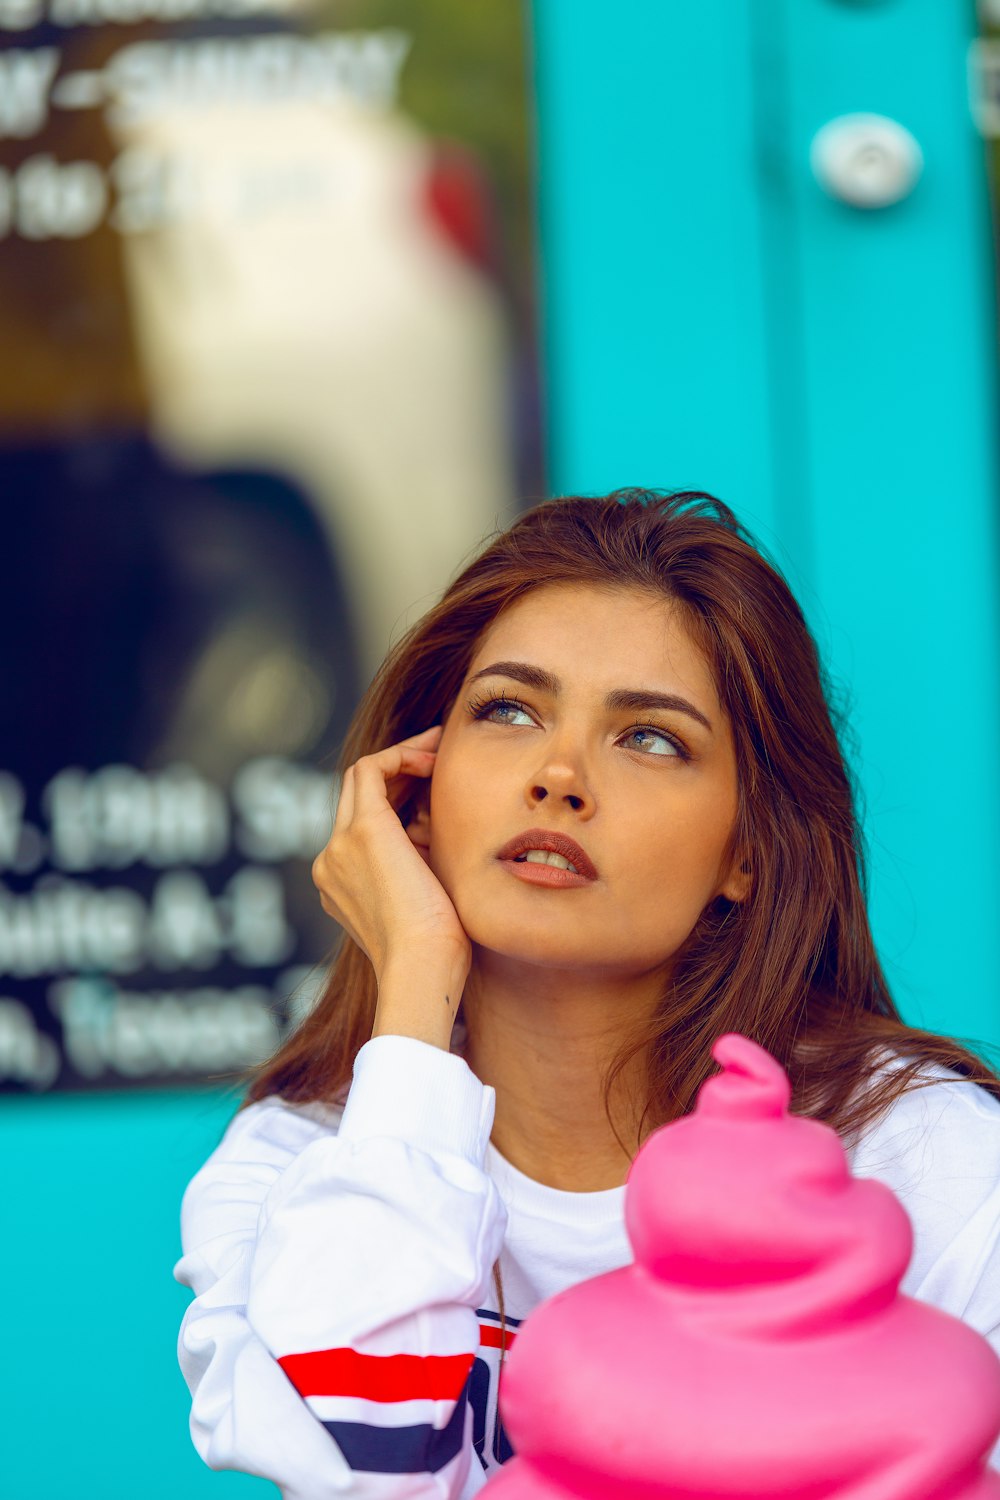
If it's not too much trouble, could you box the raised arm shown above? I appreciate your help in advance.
[175,728,506,1496]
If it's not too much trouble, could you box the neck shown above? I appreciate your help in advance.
[460,951,663,1191]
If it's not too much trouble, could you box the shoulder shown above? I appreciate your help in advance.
[180,1094,345,1252]
[848,1055,1000,1297]
[849,1056,1000,1186]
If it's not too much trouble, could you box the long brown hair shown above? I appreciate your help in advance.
[247,489,1000,1141]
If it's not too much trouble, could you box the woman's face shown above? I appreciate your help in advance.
[426,583,747,979]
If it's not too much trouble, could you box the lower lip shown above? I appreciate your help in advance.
[498,858,595,889]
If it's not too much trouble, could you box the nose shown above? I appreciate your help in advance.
[525,757,594,817]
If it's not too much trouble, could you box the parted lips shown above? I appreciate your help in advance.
[495,828,599,881]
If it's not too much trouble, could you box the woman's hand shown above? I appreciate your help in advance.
[312,726,472,1048]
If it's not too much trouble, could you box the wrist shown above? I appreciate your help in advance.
[378,939,470,992]
[372,949,470,1051]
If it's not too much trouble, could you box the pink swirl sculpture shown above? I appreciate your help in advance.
[485,1034,1000,1500]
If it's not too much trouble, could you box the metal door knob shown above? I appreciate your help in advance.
[810,113,923,208]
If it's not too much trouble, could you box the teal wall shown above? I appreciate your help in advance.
[4,2,999,1496]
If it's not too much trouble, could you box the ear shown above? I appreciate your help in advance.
[719,854,751,905]
[405,786,432,866]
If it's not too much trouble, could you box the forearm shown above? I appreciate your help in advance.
[372,948,470,1052]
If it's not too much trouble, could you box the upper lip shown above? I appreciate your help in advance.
[496,828,599,880]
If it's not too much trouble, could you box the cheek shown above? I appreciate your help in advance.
[427,749,478,873]
[616,786,736,897]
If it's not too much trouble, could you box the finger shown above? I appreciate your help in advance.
[332,763,356,830]
[405,817,432,867]
[407,837,433,868]
[399,724,443,747]
[353,745,438,819]
[381,729,443,810]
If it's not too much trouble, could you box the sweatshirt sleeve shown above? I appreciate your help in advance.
[850,1071,1000,1467]
[174,1035,508,1499]
[850,1073,1000,1341]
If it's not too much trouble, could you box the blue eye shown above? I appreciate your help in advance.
[621,726,685,758]
[469,693,534,727]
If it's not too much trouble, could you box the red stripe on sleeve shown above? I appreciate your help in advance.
[278,1347,475,1402]
[478,1325,517,1351]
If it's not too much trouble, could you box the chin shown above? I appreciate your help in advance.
[459,912,650,976]
[461,913,595,969]
[446,873,687,976]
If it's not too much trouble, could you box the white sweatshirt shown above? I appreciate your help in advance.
[174,1035,1000,1498]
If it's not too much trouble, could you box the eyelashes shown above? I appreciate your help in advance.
[465,691,692,762]
[467,689,525,721]
[619,726,691,761]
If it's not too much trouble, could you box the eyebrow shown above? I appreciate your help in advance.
[467,660,714,733]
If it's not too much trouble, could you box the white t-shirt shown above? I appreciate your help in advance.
[174,1035,1000,1499]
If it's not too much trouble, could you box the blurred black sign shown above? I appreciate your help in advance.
[0,0,540,1090]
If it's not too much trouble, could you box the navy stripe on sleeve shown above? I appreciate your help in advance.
[320,1376,469,1474]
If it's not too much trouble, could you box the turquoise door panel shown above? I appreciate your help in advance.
[765,0,1000,1044]
[532,0,777,539]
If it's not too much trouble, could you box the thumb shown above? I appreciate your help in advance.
[406,801,432,866]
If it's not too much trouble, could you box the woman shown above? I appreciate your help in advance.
[175,490,1000,1497]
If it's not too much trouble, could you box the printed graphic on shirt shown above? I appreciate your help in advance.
[470,1306,520,1473]
[276,1308,521,1476]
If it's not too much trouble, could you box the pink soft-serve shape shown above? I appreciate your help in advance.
[484,1034,1000,1500]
